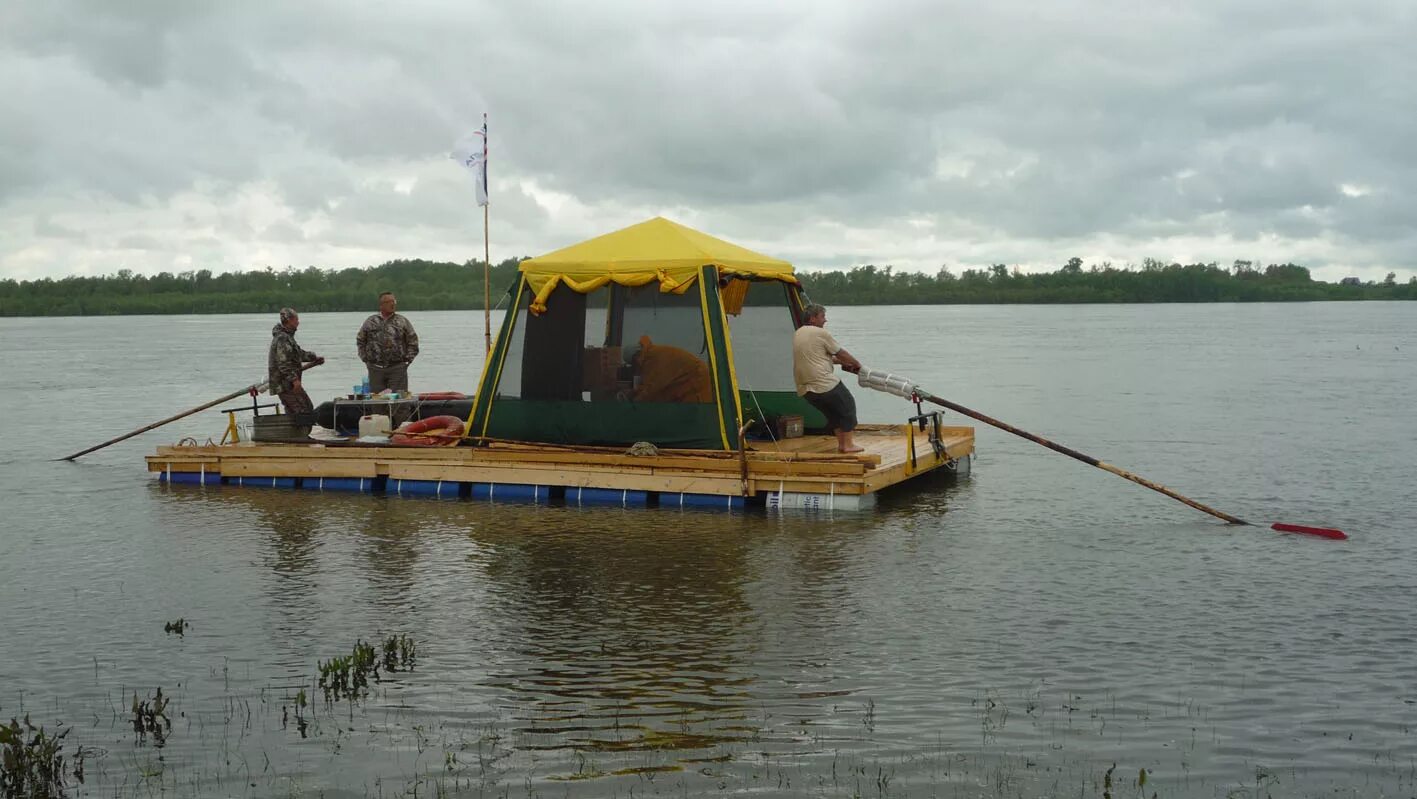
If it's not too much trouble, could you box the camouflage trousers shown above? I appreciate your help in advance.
[367,363,409,393]
[278,388,314,417]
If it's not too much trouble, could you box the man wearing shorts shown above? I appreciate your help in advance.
[793,303,865,453]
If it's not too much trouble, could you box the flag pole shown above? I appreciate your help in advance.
[483,202,491,353]
[482,113,491,354]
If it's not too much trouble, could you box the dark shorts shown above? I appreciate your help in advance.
[803,381,857,433]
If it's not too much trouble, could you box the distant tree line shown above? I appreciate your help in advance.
[1,256,1413,316]
[801,259,1417,305]
[0,258,527,317]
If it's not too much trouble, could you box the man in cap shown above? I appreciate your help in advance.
[356,291,419,393]
[268,308,324,416]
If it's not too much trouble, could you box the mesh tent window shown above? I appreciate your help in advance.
[469,270,740,450]
[724,279,828,432]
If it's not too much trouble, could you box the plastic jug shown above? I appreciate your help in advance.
[358,414,392,437]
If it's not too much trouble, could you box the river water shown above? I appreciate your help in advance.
[1,303,1414,798]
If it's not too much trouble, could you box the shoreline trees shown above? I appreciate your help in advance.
[1,257,1412,316]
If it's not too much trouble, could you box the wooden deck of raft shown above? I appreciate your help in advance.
[146,423,974,499]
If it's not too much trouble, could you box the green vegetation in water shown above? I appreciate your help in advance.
[2,256,1414,316]
[380,633,417,673]
[1,715,84,799]
[316,634,417,704]
[2,670,1338,797]
[318,639,380,702]
[281,688,310,738]
[129,688,170,747]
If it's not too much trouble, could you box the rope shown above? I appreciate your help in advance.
[738,379,782,453]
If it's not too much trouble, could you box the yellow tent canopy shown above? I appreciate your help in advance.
[519,217,796,313]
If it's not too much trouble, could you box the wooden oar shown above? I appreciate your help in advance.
[915,390,1248,524]
[61,361,323,461]
[856,368,1344,538]
[913,390,1347,539]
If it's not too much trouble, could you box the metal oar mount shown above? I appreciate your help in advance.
[857,368,918,399]
[854,367,1347,540]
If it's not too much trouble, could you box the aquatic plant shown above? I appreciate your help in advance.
[281,688,310,738]
[381,634,417,673]
[318,639,380,701]
[316,636,418,702]
[129,688,170,746]
[317,655,359,702]
[0,715,82,799]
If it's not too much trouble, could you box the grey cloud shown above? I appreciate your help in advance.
[33,214,88,242]
[261,220,305,244]
[1,0,1414,284]
[117,233,162,250]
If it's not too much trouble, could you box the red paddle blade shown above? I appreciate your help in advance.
[1272,523,1347,540]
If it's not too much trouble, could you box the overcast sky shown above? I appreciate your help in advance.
[3,0,1414,284]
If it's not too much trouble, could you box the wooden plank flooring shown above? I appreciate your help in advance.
[147,423,974,498]
[750,424,974,472]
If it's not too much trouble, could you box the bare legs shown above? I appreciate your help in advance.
[836,430,864,454]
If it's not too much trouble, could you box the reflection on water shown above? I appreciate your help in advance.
[477,514,762,756]
[129,485,933,791]
[2,305,1416,796]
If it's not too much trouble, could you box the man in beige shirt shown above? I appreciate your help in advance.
[793,303,864,453]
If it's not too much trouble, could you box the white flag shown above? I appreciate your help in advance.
[450,119,488,207]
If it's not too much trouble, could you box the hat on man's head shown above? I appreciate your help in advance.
[279,307,298,324]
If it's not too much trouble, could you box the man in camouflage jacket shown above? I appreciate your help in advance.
[356,291,419,392]
[268,308,323,415]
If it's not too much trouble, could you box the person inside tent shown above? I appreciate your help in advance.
[625,335,713,403]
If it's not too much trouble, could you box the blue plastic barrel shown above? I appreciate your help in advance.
[471,483,550,503]
[566,487,649,507]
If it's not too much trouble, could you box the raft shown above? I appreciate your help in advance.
[148,422,973,510]
[146,218,975,510]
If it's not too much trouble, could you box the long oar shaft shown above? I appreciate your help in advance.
[919,391,1249,525]
[62,361,322,461]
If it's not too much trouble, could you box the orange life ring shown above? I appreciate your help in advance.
[390,415,465,446]
[416,391,468,401]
